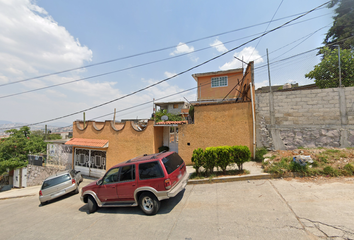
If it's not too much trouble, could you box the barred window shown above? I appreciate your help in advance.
[211,76,228,88]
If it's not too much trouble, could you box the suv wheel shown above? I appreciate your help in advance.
[87,196,98,213]
[139,192,160,215]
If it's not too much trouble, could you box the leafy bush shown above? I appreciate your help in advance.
[191,148,204,175]
[268,158,290,175]
[311,161,319,168]
[158,146,169,153]
[322,166,339,177]
[154,109,183,123]
[230,146,251,170]
[255,147,267,162]
[203,148,217,174]
[289,161,308,173]
[214,146,231,174]
[344,163,354,176]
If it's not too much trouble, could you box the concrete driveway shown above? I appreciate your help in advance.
[0,178,353,240]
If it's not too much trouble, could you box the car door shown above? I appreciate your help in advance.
[116,164,137,201]
[97,167,119,202]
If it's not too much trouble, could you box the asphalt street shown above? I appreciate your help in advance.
[0,178,353,240]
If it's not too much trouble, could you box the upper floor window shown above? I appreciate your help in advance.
[211,76,228,88]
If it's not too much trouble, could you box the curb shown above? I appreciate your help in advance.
[187,173,272,184]
[0,194,36,200]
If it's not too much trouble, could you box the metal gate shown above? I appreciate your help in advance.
[74,149,106,178]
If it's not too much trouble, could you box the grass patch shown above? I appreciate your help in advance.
[255,147,268,162]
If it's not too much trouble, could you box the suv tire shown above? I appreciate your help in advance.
[139,192,160,215]
[88,196,98,213]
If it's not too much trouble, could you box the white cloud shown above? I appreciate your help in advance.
[219,46,264,70]
[164,71,177,78]
[255,80,268,90]
[0,0,92,81]
[210,39,228,53]
[170,42,194,56]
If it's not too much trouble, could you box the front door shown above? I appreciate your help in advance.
[169,126,178,153]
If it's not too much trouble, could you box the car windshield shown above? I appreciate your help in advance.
[42,174,71,190]
[162,153,184,174]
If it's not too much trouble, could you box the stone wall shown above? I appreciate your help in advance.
[26,165,66,187]
[256,86,354,150]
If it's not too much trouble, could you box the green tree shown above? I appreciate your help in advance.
[154,109,183,123]
[323,0,354,51]
[31,130,62,140]
[0,126,47,175]
[305,47,354,88]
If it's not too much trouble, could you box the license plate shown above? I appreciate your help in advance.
[178,172,182,180]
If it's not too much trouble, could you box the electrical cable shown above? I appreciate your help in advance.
[0,7,330,88]
[0,13,334,99]
[0,1,330,130]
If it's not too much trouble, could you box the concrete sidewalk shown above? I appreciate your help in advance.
[0,161,268,200]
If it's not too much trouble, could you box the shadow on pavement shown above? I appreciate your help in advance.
[78,189,185,215]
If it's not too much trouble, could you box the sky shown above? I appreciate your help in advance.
[0,0,335,127]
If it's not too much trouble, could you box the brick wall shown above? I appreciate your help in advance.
[256,86,354,150]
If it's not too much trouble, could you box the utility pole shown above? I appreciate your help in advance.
[267,48,275,126]
[338,45,341,87]
[83,112,86,128]
[45,125,47,140]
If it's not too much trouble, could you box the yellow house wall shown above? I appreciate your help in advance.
[197,71,243,100]
[178,102,254,165]
[72,120,162,170]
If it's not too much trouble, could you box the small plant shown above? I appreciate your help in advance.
[255,147,267,162]
[311,161,319,168]
[270,155,276,160]
[191,148,204,175]
[339,153,347,158]
[318,156,328,163]
[344,163,354,176]
[322,166,339,177]
[289,161,308,173]
[268,158,290,175]
[324,149,340,154]
[297,146,305,149]
[230,146,251,170]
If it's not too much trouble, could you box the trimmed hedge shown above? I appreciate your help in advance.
[191,145,251,175]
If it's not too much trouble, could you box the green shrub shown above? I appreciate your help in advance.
[213,146,231,174]
[311,161,319,168]
[268,158,290,175]
[255,147,267,162]
[289,161,308,173]
[191,148,204,175]
[204,148,217,174]
[158,146,169,152]
[344,163,354,176]
[230,145,251,170]
[322,166,339,177]
[318,156,328,163]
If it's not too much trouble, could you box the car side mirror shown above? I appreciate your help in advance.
[97,179,103,185]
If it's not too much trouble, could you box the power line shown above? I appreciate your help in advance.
[247,0,284,62]
[0,13,333,100]
[0,1,330,130]
[0,7,329,88]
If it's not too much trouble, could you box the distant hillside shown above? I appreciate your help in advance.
[0,121,72,134]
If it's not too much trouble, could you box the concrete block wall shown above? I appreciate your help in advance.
[256,86,354,150]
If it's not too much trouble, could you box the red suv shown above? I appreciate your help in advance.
[81,151,188,215]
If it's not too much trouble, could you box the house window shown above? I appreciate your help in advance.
[211,76,228,88]
[173,104,179,109]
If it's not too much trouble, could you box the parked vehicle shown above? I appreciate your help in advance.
[39,169,83,205]
[81,151,188,215]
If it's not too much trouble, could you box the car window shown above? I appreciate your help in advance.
[42,174,71,190]
[119,165,135,182]
[162,153,184,174]
[103,168,119,184]
[139,161,164,180]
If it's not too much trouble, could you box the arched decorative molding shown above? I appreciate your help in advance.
[131,119,149,132]
[92,121,105,131]
[75,121,88,131]
[110,121,126,132]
